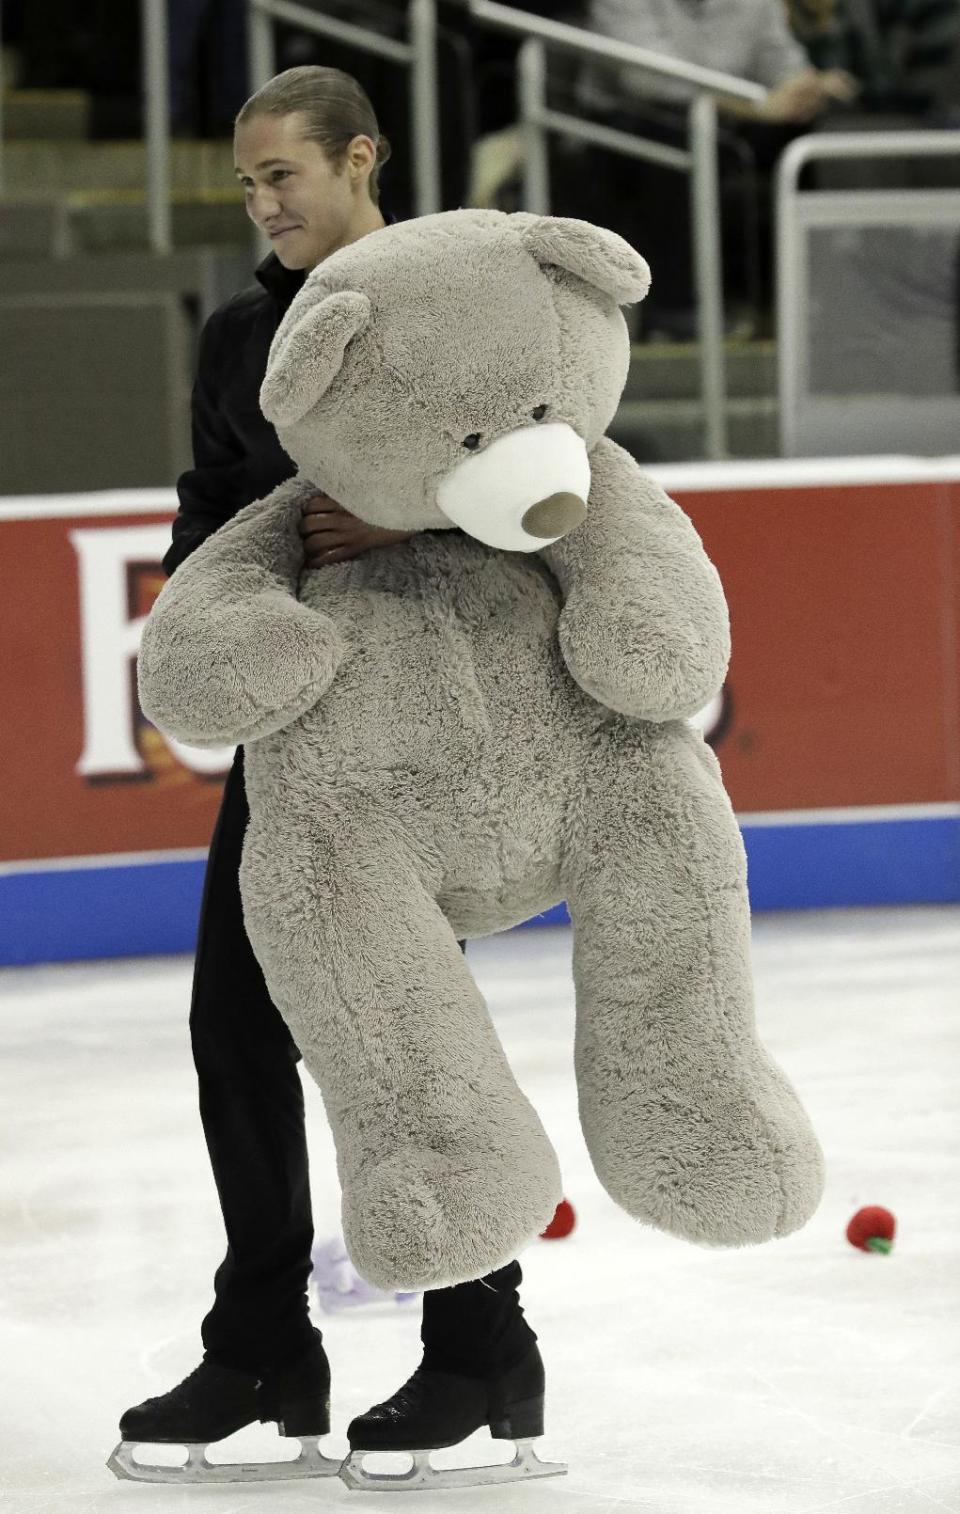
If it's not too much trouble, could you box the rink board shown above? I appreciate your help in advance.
[2,460,959,966]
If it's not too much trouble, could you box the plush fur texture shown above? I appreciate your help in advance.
[138,210,824,1290]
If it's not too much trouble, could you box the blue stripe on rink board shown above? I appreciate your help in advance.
[0,858,208,967]
[1,815,958,966]
[738,815,960,912]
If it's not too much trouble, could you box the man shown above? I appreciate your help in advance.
[113,65,541,1488]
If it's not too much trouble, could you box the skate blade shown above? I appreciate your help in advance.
[107,1434,342,1483]
[339,1437,568,1492]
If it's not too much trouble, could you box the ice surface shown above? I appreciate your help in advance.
[1,907,958,1513]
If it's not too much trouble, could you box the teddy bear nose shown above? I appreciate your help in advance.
[521,492,588,540]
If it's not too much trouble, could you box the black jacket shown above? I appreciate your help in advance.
[165,252,306,577]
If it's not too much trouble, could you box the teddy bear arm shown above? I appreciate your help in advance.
[138,482,345,746]
[538,438,731,721]
[179,477,310,590]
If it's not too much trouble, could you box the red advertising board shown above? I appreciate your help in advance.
[2,462,959,869]
[683,472,960,811]
[1,494,231,863]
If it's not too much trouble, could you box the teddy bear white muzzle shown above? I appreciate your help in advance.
[436,421,591,552]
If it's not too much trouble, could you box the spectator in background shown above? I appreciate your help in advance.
[578,0,858,125]
[788,0,960,120]
[169,0,249,136]
[573,0,858,337]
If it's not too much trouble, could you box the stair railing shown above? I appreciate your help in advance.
[142,0,173,253]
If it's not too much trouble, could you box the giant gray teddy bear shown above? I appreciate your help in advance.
[138,209,824,1291]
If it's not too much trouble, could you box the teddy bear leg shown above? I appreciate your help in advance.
[564,720,825,1247]
[239,825,562,1293]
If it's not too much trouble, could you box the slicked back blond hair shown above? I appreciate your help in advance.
[236,66,391,206]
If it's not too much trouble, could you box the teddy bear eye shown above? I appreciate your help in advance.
[531,405,548,421]
[462,433,482,451]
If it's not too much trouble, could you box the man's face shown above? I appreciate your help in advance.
[234,111,364,270]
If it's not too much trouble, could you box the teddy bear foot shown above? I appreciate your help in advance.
[341,1146,562,1293]
[585,1084,826,1249]
[602,1135,825,1248]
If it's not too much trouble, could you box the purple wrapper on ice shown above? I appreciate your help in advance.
[310,1236,420,1314]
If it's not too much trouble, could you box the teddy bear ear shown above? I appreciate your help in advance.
[514,213,651,305]
[260,290,371,427]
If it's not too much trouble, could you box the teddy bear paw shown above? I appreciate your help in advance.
[341,1147,560,1292]
[139,591,344,746]
[558,590,724,723]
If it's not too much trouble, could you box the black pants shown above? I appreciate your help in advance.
[190,747,536,1375]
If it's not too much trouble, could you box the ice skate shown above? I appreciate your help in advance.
[340,1343,567,1492]
[108,1328,340,1483]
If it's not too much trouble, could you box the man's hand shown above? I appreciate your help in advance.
[758,67,859,124]
[298,493,416,568]
[819,69,860,104]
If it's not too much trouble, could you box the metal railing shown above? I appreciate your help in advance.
[142,0,173,253]
[776,131,960,456]
[468,0,768,460]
